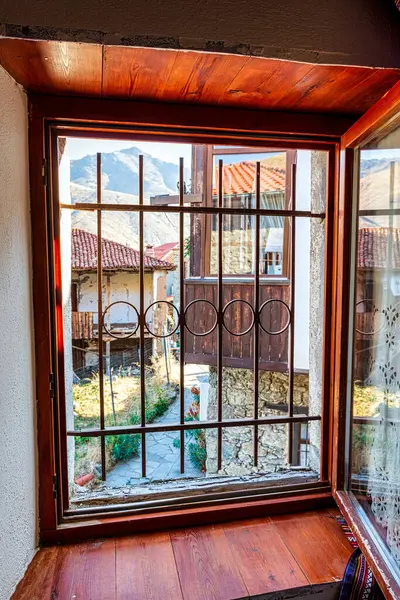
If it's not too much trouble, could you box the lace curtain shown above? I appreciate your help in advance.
[364,167,400,565]
[366,296,400,564]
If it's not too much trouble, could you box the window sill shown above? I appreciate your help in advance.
[41,487,334,545]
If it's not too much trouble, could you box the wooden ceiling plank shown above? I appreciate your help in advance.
[218,56,284,108]
[294,66,377,112]
[317,68,381,111]
[160,50,205,102]
[0,38,398,115]
[158,51,249,105]
[247,60,317,110]
[0,39,102,95]
[185,53,251,104]
[273,64,347,111]
[102,46,178,100]
[331,69,400,113]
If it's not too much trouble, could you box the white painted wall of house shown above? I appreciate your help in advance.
[295,151,311,372]
[76,271,155,325]
[0,65,37,600]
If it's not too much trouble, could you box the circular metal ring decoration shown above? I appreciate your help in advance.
[259,299,291,335]
[102,301,140,339]
[184,299,218,337]
[222,299,255,336]
[144,301,180,338]
[355,299,383,336]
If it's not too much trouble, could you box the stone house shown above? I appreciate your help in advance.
[71,228,176,375]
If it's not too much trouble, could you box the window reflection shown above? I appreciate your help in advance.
[351,129,400,568]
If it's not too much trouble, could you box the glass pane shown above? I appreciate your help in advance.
[210,149,287,275]
[60,138,327,510]
[69,138,191,205]
[350,123,400,569]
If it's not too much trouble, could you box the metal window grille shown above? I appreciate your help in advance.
[63,151,324,483]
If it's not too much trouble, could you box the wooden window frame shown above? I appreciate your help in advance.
[332,81,400,599]
[198,145,294,279]
[28,93,347,544]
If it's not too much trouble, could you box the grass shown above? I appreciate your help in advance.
[73,353,179,479]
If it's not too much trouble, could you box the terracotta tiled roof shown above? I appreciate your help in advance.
[72,229,175,271]
[153,241,179,261]
[212,162,285,196]
[358,228,400,269]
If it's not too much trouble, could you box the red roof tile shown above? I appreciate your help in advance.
[212,161,285,196]
[153,241,179,261]
[72,229,175,271]
[358,228,400,269]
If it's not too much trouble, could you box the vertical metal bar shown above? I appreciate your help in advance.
[382,161,396,424]
[253,162,261,466]
[96,153,106,481]
[288,163,297,464]
[320,146,336,482]
[388,161,395,272]
[139,154,146,478]
[179,157,185,473]
[217,159,223,471]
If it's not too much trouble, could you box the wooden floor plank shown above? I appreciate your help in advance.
[116,532,182,600]
[77,539,116,600]
[223,518,309,596]
[13,510,353,600]
[171,524,248,600]
[45,539,116,600]
[51,543,87,599]
[270,510,352,585]
[11,547,59,600]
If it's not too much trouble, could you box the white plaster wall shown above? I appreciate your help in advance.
[294,151,311,372]
[77,271,153,323]
[0,66,36,600]
[0,0,399,67]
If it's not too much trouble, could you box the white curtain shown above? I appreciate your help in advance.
[366,189,400,564]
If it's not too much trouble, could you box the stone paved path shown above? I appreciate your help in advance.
[105,365,208,489]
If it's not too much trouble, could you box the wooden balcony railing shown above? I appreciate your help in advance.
[72,311,94,340]
[72,281,290,372]
[184,279,289,371]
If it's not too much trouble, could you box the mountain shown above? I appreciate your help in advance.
[69,146,191,247]
[359,158,394,180]
[70,146,190,199]
[70,183,184,247]
[360,159,400,215]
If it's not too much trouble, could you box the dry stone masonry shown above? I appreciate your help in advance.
[205,367,310,476]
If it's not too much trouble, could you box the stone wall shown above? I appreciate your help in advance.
[205,367,310,476]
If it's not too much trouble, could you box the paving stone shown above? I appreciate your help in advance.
[105,367,208,487]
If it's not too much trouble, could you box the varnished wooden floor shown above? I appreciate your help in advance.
[12,510,352,600]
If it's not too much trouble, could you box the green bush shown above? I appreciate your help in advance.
[174,400,207,472]
[73,374,178,476]
[188,430,207,472]
[106,434,141,462]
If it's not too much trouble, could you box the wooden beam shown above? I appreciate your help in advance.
[342,79,400,148]
[29,94,355,139]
